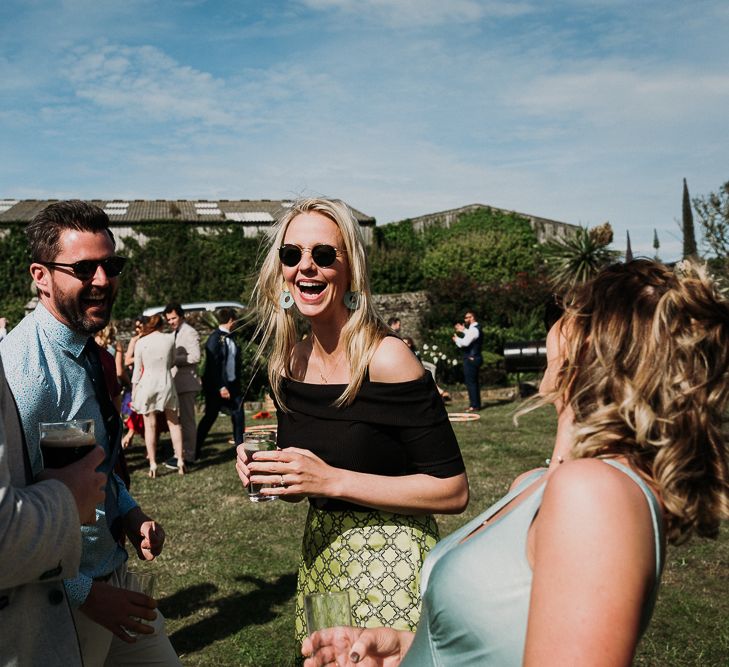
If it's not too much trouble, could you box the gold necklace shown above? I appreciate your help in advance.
[313,341,344,383]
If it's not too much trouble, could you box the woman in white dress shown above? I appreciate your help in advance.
[131,314,186,477]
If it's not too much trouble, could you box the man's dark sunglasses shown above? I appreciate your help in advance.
[41,256,127,281]
[278,244,345,268]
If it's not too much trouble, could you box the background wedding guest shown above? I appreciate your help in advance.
[163,303,201,468]
[303,259,729,667]
[131,315,185,477]
[386,316,401,334]
[94,322,127,411]
[121,316,146,449]
[195,308,244,460]
[236,197,468,651]
[452,310,482,411]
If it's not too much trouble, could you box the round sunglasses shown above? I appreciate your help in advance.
[40,256,127,281]
[278,244,346,268]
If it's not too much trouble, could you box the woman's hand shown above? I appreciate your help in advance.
[248,447,338,499]
[302,627,412,667]
[235,443,253,490]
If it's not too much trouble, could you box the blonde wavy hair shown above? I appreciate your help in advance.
[94,322,117,348]
[535,259,729,544]
[252,198,390,409]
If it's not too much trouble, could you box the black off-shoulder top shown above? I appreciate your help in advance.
[276,372,465,512]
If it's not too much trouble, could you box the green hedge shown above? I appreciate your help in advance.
[0,227,33,322]
[114,222,265,318]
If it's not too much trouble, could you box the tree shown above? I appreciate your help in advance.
[112,223,263,318]
[625,230,633,262]
[682,178,698,259]
[543,222,619,291]
[694,180,729,260]
[0,227,32,322]
[421,228,538,285]
[653,229,660,261]
[368,221,425,293]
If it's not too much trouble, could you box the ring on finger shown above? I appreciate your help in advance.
[280,474,286,487]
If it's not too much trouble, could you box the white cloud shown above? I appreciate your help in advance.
[59,41,346,135]
[513,66,729,127]
[298,0,533,26]
[65,44,237,126]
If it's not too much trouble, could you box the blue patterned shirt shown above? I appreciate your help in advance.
[0,302,137,605]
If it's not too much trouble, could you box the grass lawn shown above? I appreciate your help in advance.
[124,398,728,666]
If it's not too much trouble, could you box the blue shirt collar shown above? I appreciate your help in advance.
[33,301,89,359]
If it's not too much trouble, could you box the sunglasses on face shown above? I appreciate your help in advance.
[278,244,345,268]
[40,256,127,281]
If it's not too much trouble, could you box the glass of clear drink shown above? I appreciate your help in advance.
[243,430,279,503]
[124,569,157,637]
[39,419,96,469]
[304,591,353,634]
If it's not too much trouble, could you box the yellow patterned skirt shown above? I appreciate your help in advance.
[294,504,440,646]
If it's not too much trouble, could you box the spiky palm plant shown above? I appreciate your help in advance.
[543,222,620,291]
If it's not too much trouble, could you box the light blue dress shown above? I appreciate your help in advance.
[401,460,665,666]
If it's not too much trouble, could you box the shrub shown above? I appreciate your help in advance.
[113,223,264,318]
[0,227,32,323]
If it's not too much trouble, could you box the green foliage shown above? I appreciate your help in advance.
[424,269,552,358]
[694,180,729,263]
[421,210,539,286]
[543,223,619,291]
[368,220,425,293]
[0,227,32,322]
[682,178,698,259]
[369,208,540,295]
[113,223,264,318]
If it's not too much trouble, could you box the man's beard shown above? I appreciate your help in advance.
[54,284,117,335]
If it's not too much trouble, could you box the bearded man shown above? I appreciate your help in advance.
[0,200,181,666]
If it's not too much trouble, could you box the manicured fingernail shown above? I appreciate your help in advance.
[350,652,360,663]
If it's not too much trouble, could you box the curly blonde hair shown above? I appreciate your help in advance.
[94,322,117,348]
[251,198,390,409]
[542,259,729,544]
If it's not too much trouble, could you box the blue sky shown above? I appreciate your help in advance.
[2,0,728,260]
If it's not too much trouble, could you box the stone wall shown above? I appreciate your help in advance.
[372,290,431,345]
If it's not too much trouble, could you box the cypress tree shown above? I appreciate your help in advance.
[625,230,633,262]
[653,229,660,260]
[683,178,698,259]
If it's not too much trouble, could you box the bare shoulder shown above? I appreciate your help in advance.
[540,459,655,544]
[510,467,544,491]
[526,465,659,665]
[369,336,426,383]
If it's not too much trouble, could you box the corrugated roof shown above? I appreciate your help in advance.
[0,199,376,225]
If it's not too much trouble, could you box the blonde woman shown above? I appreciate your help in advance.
[303,259,729,666]
[94,321,128,406]
[131,314,185,477]
[235,198,468,646]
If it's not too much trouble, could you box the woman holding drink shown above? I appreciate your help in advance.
[302,259,729,666]
[235,198,469,646]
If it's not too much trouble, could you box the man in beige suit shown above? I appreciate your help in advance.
[0,357,106,666]
[163,303,201,467]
